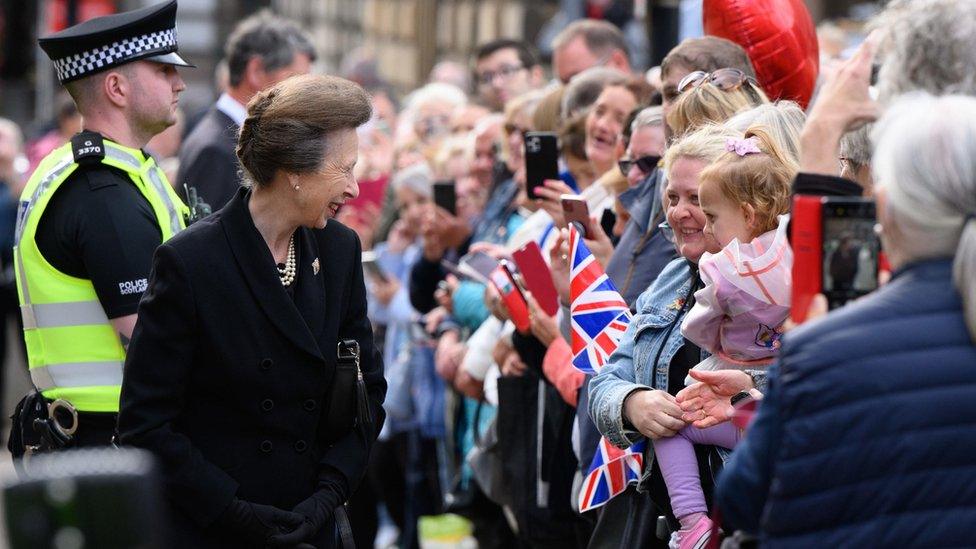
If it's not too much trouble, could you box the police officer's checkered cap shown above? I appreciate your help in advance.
[38,1,191,84]
[52,29,176,84]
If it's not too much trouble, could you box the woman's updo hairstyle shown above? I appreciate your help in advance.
[237,74,372,186]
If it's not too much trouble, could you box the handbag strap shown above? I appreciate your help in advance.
[334,505,356,549]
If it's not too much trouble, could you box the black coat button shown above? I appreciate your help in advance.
[261,399,274,412]
[294,440,308,453]
[260,440,273,453]
[303,399,317,412]
[260,358,273,371]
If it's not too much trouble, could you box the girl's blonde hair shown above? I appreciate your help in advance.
[666,80,769,138]
[697,124,798,236]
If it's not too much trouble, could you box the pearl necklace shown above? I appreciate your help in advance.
[277,235,296,286]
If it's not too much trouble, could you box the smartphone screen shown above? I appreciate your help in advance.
[524,132,560,200]
[821,199,879,310]
[460,251,499,281]
[433,181,456,216]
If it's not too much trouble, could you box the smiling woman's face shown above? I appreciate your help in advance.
[665,156,721,263]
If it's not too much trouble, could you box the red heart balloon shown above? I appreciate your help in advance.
[703,0,820,108]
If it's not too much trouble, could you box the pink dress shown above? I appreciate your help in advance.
[681,214,792,375]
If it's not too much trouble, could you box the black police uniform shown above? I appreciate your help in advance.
[8,0,194,452]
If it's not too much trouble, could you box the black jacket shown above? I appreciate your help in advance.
[177,107,240,210]
[118,189,386,547]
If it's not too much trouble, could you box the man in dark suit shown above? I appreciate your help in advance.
[177,10,314,210]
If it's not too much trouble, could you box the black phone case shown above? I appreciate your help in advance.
[524,132,560,199]
[433,181,457,216]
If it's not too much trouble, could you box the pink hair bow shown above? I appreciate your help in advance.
[725,137,762,156]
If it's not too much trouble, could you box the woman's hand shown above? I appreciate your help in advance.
[500,350,528,377]
[386,219,413,254]
[549,228,572,306]
[532,179,576,228]
[676,369,756,428]
[435,331,464,383]
[485,282,510,321]
[468,241,511,261]
[454,369,485,400]
[421,208,446,261]
[525,292,560,346]
[622,389,686,439]
[433,206,472,250]
[434,274,459,313]
[800,32,880,176]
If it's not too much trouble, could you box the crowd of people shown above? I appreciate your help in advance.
[3,0,976,547]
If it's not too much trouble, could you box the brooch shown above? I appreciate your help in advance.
[667,297,686,311]
[312,258,320,275]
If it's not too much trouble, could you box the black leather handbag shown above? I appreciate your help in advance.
[324,339,373,443]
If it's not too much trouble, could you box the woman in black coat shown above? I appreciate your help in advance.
[118,74,386,548]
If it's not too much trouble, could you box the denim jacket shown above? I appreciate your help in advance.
[589,258,697,449]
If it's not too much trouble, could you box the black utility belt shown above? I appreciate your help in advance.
[8,392,117,458]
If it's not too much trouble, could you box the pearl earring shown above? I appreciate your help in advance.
[294,185,301,191]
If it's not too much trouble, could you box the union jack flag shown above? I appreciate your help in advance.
[579,438,646,513]
[569,225,632,374]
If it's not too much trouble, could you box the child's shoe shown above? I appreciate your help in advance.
[677,514,713,549]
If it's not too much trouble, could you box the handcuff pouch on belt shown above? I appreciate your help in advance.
[7,390,79,458]
[324,339,373,443]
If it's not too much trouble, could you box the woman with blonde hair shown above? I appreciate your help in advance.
[667,69,769,138]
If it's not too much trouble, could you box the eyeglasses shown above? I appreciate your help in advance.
[618,155,661,176]
[477,64,525,86]
[677,68,755,94]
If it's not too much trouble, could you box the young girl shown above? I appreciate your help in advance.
[653,130,795,549]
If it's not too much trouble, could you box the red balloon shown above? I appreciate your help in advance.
[703,0,819,108]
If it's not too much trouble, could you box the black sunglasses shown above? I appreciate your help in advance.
[618,155,661,175]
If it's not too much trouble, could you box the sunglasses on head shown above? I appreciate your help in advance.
[677,68,754,94]
[618,155,661,175]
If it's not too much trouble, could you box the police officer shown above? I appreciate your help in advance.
[9,0,192,453]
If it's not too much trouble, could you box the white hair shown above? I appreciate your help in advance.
[631,106,664,133]
[872,93,976,341]
[873,0,976,103]
[391,162,434,198]
[403,82,467,114]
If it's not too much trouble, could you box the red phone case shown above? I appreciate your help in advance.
[511,241,559,317]
[790,195,822,324]
[489,264,531,333]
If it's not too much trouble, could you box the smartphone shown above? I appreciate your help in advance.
[511,241,559,316]
[459,251,499,284]
[489,260,531,333]
[561,194,590,237]
[361,250,388,283]
[821,198,879,310]
[524,132,560,201]
[792,195,879,321]
[433,181,457,216]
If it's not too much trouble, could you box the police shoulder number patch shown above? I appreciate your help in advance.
[70,131,105,165]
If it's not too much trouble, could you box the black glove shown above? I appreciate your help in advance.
[267,488,341,546]
[216,498,304,542]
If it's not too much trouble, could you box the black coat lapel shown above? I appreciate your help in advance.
[293,227,327,344]
[220,189,324,361]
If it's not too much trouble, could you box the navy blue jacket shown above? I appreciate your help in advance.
[717,258,976,547]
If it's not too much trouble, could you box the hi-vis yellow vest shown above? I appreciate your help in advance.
[13,133,188,412]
